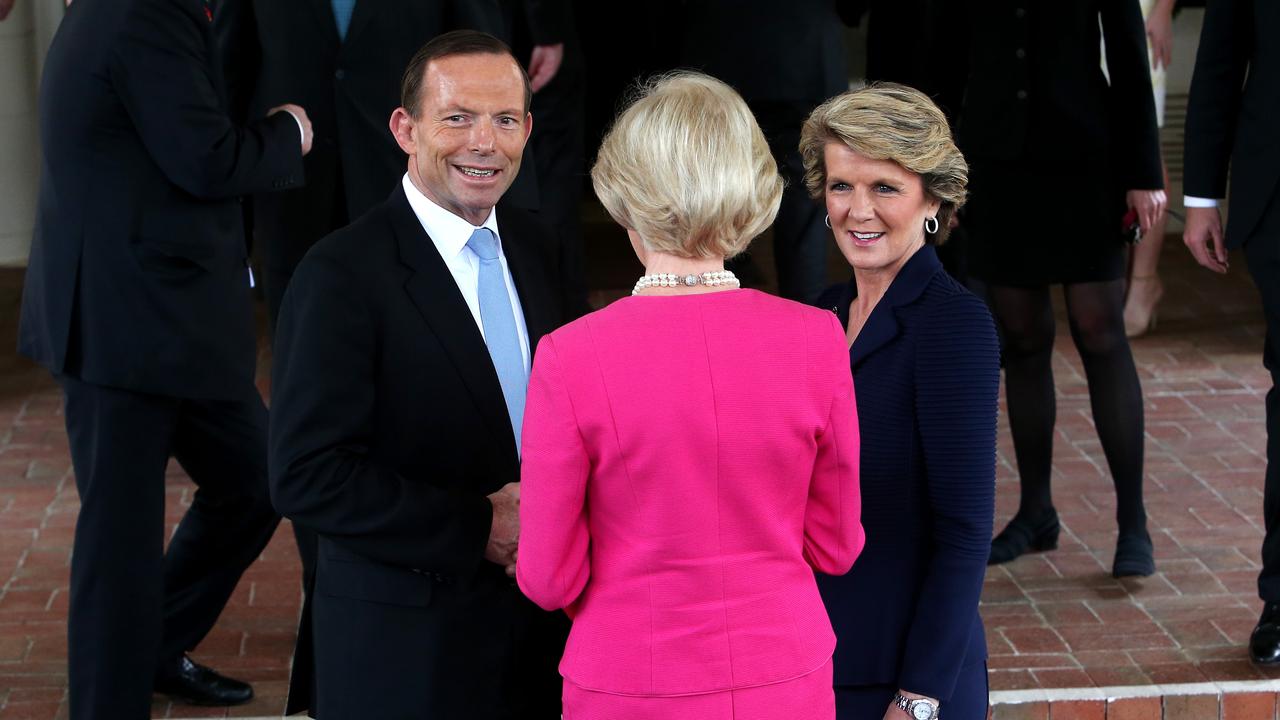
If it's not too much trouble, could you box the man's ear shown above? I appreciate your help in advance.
[523,112,533,144]
[390,108,416,155]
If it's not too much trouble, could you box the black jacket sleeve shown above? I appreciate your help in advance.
[1183,0,1251,199]
[1100,0,1165,190]
[110,0,302,200]
[899,292,1000,701]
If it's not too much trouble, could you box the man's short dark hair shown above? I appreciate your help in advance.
[401,30,532,118]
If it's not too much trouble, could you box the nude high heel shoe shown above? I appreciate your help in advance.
[1124,275,1164,338]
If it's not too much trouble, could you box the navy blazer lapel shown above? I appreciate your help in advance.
[849,245,943,368]
[387,185,518,456]
[496,206,557,352]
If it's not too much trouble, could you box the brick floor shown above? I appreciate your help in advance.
[0,234,1275,718]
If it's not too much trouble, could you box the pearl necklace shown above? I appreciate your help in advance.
[632,270,739,295]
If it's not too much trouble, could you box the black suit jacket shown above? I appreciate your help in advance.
[269,185,568,717]
[933,0,1163,190]
[679,0,848,105]
[1184,0,1280,248]
[18,0,303,400]
[815,246,999,698]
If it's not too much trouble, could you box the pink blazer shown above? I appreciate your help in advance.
[517,289,863,697]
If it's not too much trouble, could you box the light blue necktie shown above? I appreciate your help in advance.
[331,0,355,40]
[466,228,527,453]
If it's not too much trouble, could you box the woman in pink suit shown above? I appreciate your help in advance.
[516,72,865,720]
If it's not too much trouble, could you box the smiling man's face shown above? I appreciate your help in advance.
[394,52,531,225]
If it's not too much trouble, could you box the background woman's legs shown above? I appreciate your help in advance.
[988,284,1061,564]
[1064,279,1152,576]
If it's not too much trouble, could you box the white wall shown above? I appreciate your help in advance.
[0,0,60,267]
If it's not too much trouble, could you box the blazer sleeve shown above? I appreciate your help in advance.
[1183,0,1251,199]
[110,0,302,200]
[802,312,865,576]
[1100,0,1164,190]
[516,335,592,613]
[898,293,1000,702]
[269,250,494,576]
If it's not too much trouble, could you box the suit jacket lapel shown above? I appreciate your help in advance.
[306,0,341,48]
[496,205,558,353]
[388,186,518,457]
[341,0,373,48]
[849,244,942,368]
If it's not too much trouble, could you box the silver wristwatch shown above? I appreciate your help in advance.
[894,692,940,720]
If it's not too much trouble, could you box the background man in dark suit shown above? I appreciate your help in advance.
[269,30,567,718]
[17,0,310,716]
[680,0,850,303]
[1181,0,1280,664]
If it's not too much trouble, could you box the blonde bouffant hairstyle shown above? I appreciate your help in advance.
[800,83,968,244]
[590,72,784,259]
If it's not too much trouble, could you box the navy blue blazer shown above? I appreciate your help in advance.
[815,245,999,701]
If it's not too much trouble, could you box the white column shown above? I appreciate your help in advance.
[0,0,61,268]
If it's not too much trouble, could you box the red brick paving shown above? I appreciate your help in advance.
[0,238,1277,718]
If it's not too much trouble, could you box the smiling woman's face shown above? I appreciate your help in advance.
[823,142,940,279]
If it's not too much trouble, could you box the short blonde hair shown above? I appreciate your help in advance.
[800,83,968,243]
[591,72,783,259]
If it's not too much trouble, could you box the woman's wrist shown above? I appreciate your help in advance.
[898,689,939,704]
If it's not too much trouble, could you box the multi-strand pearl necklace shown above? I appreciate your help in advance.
[632,270,739,295]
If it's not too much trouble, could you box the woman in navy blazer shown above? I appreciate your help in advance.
[800,85,1000,719]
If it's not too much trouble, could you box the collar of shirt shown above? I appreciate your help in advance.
[399,174,530,372]
[401,174,503,260]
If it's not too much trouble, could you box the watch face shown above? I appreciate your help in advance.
[911,702,934,720]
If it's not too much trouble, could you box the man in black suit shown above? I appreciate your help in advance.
[1181,0,1280,664]
[17,0,310,716]
[216,0,507,600]
[680,0,850,303]
[218,0,504,332]
[269,30,567,718]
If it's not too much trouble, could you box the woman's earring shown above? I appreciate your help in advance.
[924,216,940,234]
[824,214,832,229]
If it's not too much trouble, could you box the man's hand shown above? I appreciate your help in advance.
[1183,205,1229,273]
[485,482,520,570]
[0,0,16,22]
[269,103,313,156]
[1126,189,1167,235]
[528,44,564,93]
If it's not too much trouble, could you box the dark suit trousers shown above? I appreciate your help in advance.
[58,375,280,720]
[1248,193,1280,603]
[752,101,831,304]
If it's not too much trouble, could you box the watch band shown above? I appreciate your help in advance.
[893,692,940,720]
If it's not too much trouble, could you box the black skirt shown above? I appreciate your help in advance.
[963,159,1130,286]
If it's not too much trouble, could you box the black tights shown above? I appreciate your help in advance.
[989,280,1147,535]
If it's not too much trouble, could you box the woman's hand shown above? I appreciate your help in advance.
[1146,0,1176,70]
[1127,189,1167,235]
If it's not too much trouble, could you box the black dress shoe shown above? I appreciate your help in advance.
[1251,603,1280,665]
[989,509,1060,566]
[1112,528,1156,578]
[154,654,253,706]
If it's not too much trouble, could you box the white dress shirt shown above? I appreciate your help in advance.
[1184,196,1220,208]
[401,174,531,372]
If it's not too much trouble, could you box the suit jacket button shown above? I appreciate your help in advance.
[335,69,346,80]
[1016,90,1028,100]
